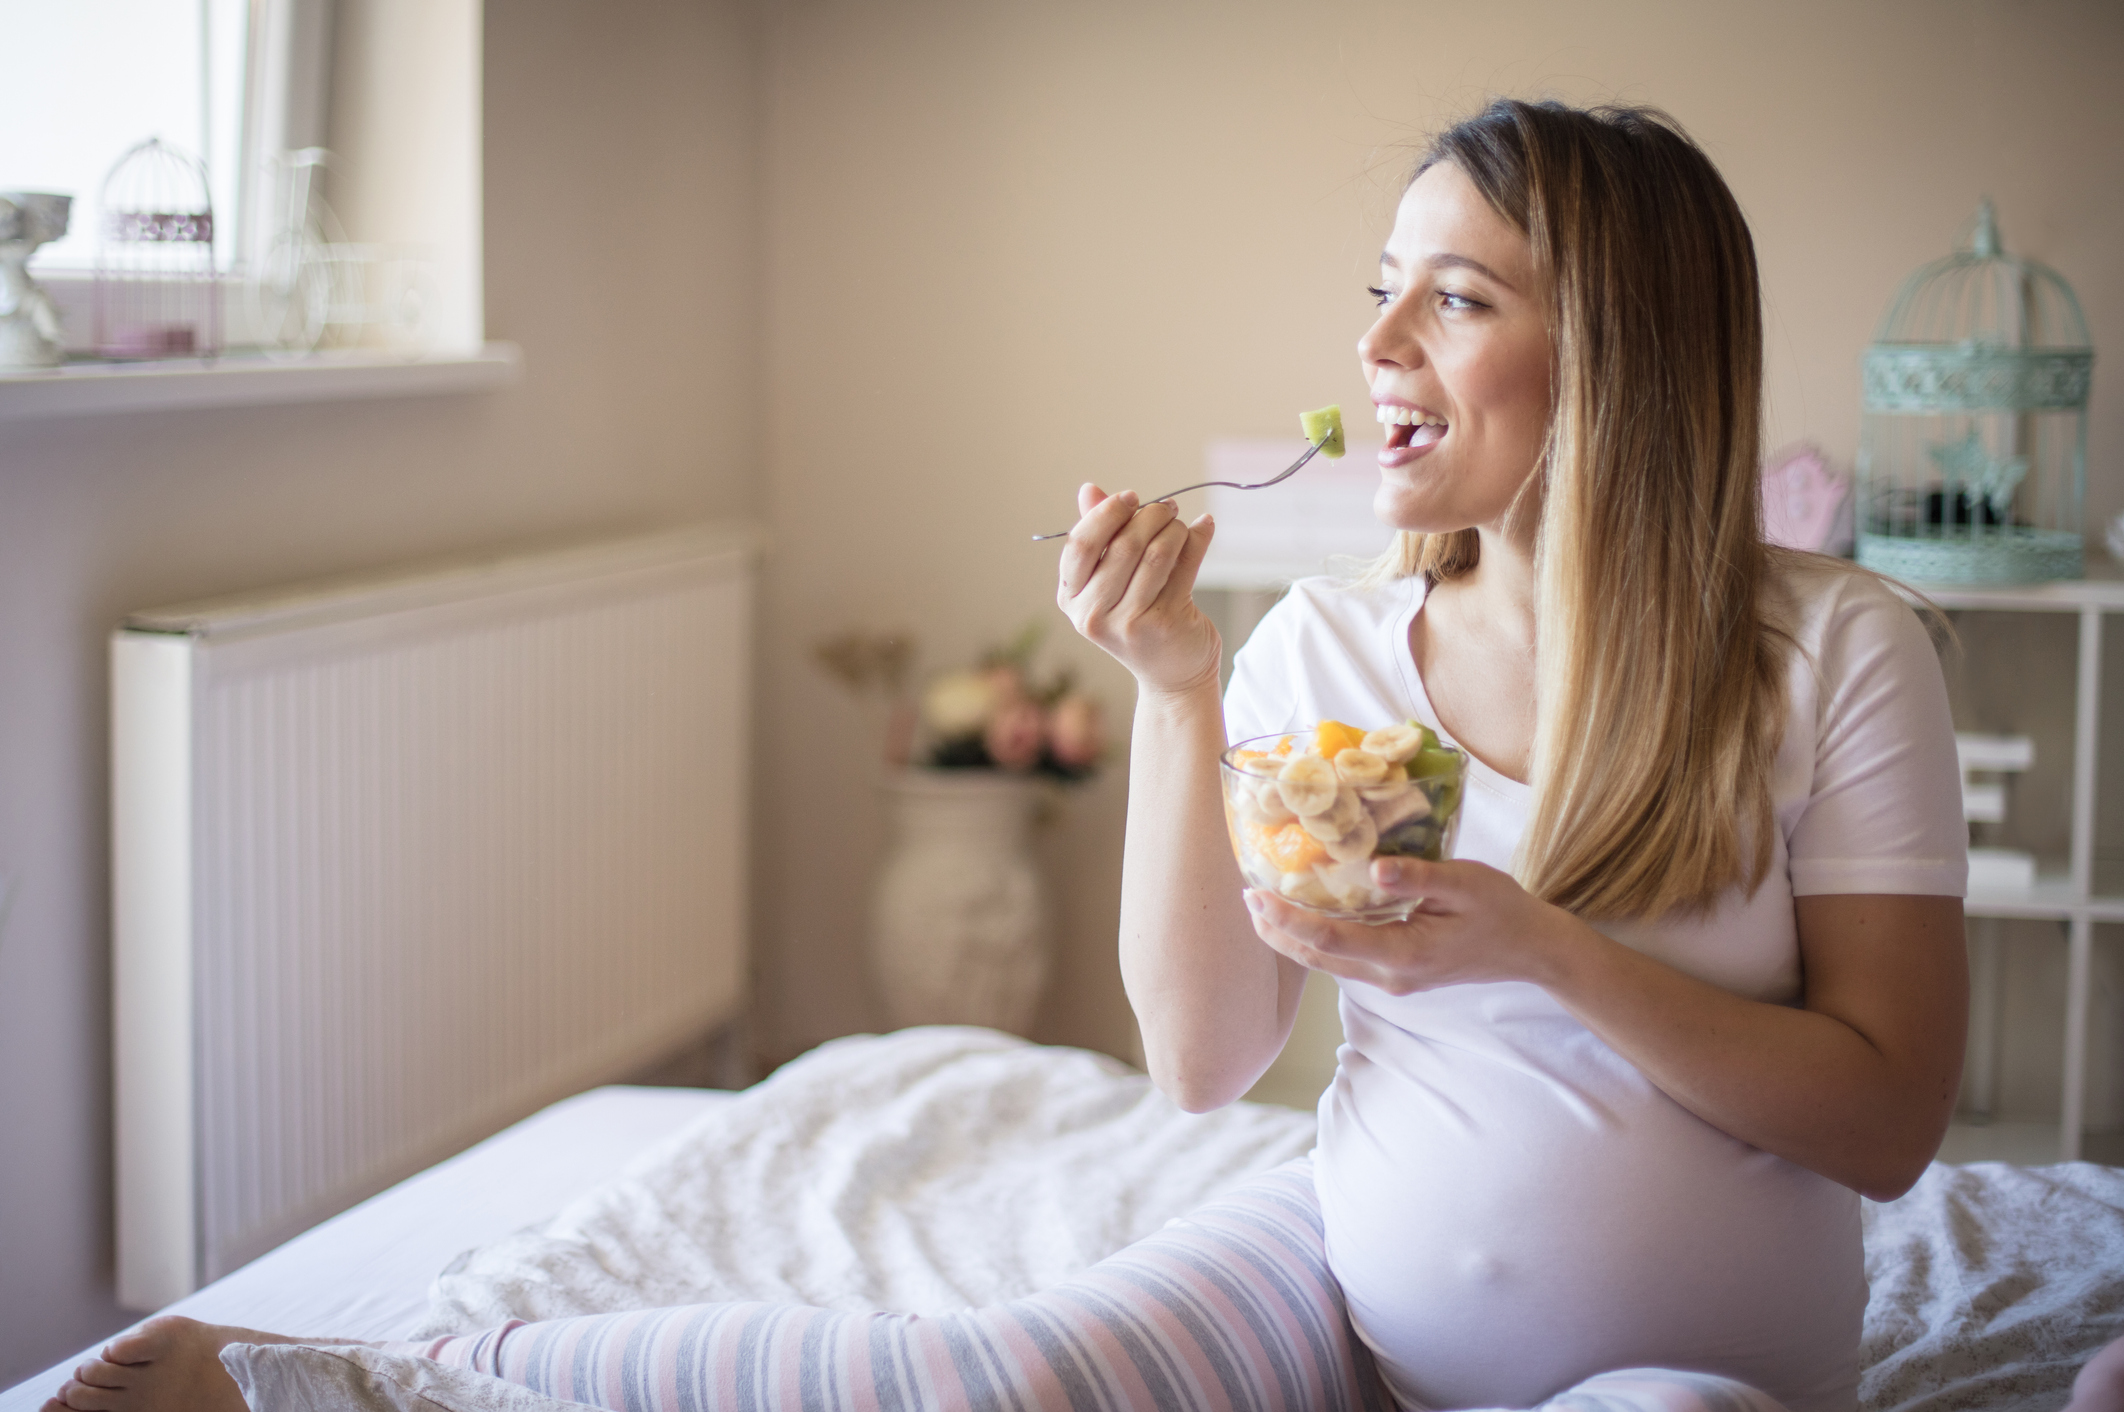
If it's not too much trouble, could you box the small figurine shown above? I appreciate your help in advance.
[0,191,71,368]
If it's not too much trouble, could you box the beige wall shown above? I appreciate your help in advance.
[0,0,757,1381]
[750,0,2124,1067]
[330,0,486,351]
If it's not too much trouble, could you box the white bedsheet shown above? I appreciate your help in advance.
[0,1086,730,1412]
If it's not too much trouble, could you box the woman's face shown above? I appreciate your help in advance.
[1359,162,1553,537]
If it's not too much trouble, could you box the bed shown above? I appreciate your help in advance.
[0,1086,734,1412]
[6,1027,2120,1412]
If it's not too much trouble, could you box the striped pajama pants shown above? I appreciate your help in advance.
[385,1161,1786,1412]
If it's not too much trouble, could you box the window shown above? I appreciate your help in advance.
[0,0,331,275]
[0,0,492,398]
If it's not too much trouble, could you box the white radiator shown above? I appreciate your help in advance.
[112,525,756,1309]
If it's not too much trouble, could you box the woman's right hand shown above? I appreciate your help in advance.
[1055,482,1222,696]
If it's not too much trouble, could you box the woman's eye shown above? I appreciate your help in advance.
[1439,291,1482,312]
[1366,285,1395,308]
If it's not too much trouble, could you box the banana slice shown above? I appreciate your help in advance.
[1365,781,1432,832]
[1317,856,1377,910]
[1361,724,1425,764]
[1276,755,1338,815]
[1282,870,1337,910]
[1299,788,1364,842]
[1323,812,1379,863]
[1333,748,1391,786]
[1239,753,1286,778]
[1250,778,1297,824]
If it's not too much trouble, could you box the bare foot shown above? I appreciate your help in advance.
[41,1314,309,1412]
[2067,1333,2124,1412]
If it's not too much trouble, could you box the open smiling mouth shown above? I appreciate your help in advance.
[1377,404,1448,452]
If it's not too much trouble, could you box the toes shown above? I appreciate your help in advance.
[99,1333,153,1365]
[105,1313,196,1364]
[73,1360,128,1390]
[54,1379,122,1411]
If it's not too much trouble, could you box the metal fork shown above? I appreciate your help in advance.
[1030,435,1331,541]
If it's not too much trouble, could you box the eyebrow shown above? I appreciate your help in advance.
[1379,251,1515,290]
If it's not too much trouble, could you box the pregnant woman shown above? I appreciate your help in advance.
[46,101,1969,1412]
[1059,99,1967,1411]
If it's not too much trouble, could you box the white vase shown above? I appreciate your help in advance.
[870,770,1052,1035]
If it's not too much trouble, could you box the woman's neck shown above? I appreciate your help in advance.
[1413,523,1541,784]
[1450,524,1539,651]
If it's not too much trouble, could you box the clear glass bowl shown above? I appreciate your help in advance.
[1220,726,1465,923]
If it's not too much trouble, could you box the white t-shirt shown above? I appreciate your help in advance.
[1222,561,1966,1412]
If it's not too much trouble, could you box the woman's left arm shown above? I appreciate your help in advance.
[1245,865,1967,1202]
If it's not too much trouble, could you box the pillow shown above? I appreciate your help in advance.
[220,1342,595,1412]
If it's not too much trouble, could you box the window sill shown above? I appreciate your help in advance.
[0,342,522,422]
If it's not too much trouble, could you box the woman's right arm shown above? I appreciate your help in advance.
[1057,484,1308,1110]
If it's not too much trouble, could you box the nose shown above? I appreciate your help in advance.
[1357,295,1420,378]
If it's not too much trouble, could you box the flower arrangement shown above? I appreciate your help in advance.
[919,624,1104,780]
[814,623,1104,780]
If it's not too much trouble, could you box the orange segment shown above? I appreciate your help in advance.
[1272,735,1295,755]
[1314,720,1366,759]
[1247,819,1328,873]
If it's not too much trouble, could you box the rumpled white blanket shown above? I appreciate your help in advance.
[416,1027,1315,1336]
[1860,1160,2124,1411]
[418,1027,2124,1412]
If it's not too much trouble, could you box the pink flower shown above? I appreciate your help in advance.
[1048,693,1104,770]
[984,697,1046,771]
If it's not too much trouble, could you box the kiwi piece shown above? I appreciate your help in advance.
[1377,817,1443,860]
[1409,746,1458,778]
[1432,777,1461,827]
[1299,405,1345,458]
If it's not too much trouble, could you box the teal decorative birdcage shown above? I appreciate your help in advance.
[1856,200,2094,584]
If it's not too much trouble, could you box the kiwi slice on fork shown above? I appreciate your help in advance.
[1299,405,1345,458]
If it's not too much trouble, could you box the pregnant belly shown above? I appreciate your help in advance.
[1317,987,1864,1412]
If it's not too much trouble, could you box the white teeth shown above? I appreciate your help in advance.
[1375,405,1393,425]
[1374,405,1444,428]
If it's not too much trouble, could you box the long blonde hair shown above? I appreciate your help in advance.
[1384,101,1789,919]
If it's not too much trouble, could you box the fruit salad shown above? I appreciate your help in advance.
[1221,721,1465,921]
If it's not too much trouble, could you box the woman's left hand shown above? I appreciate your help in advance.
[1243,856,1584,994]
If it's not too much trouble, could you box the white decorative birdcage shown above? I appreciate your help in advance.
[94,137,221,360]
[1856,200,2094,584]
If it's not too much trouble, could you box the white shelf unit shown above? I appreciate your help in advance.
[1926,571,2124,1162]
